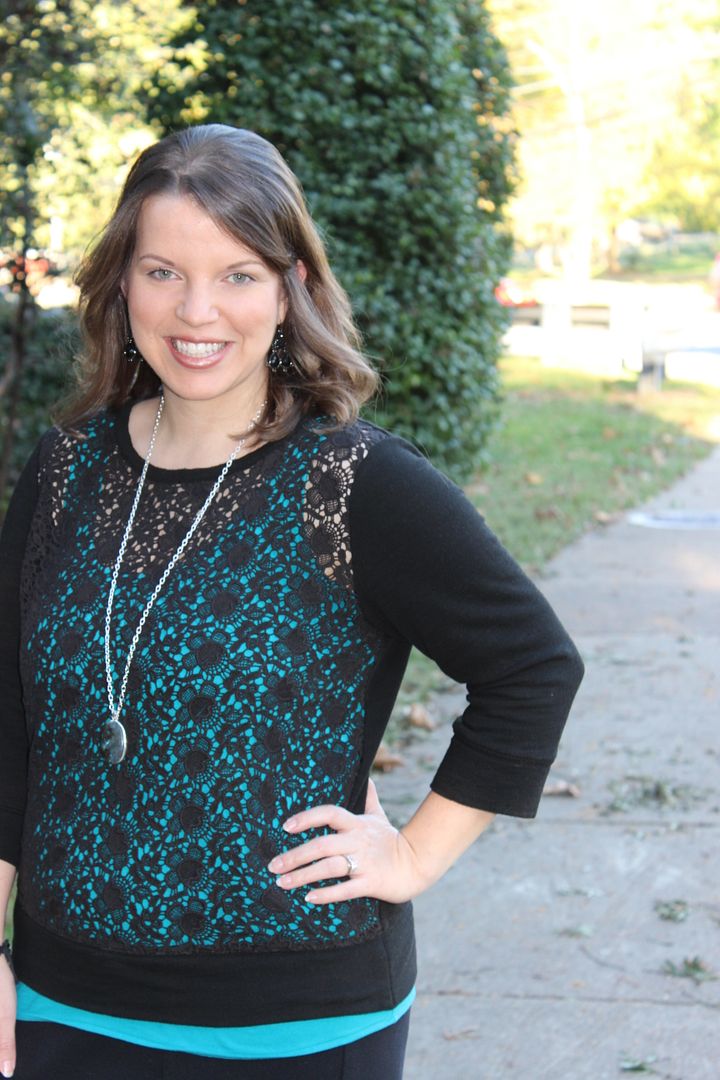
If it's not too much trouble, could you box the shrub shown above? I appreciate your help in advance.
[149,0,515,479]
[0,298,77,513]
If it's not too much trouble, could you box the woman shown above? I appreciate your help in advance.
[0,125,583,1079]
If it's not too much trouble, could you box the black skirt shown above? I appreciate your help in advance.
[13,1011,411,1080]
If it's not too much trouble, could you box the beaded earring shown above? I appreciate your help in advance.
[266,325,293,375]
[123,336,143,363]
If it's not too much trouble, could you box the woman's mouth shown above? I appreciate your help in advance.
[167,338,229,367]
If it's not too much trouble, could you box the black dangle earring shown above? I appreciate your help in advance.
[123,336,143,364]
[266,325,293,375]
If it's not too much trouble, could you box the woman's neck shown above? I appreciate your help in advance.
[129,394,267,470]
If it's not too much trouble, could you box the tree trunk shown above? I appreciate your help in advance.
[0,169,34,511]
[0,268,32,509]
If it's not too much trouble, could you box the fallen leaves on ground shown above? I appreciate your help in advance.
[442,1029,480,1041]
[372,741,405,772]
[654,899,689,923]
[534,505,561,521]
[619,1056,658,1073]
[543,778,581,798]
[406,703,435,731]
[662,956,717,984]
[593,509,617,525]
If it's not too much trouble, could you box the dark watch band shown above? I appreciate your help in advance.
[0,939,14,977]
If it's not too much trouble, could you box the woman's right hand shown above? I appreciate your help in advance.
[0,954,16,1078]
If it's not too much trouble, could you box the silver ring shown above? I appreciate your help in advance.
[343,854,359,877]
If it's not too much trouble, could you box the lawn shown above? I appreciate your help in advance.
[388,357,720,740]
[470,357,719,571]
[601,247,717,284]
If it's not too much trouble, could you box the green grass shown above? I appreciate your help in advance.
[393,357,719,723]
[512,238,719,286]
[470,357,718,570]
[601,245,716,283]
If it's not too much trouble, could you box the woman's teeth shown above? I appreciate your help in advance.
[172,339,227,358]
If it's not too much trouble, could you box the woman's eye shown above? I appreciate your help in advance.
[228,272,252,285]
[149,268,175,280]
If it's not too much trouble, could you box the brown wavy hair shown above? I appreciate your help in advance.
[56,125,379,438]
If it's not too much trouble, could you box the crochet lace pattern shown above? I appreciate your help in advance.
[18,411,389,955]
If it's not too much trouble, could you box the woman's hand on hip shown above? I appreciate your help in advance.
[267,778,433,905]
[0,952,16,1078]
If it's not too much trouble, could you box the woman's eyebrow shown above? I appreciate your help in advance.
[137,253,178,264]
[137,253,265,270]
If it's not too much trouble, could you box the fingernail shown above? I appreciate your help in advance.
[283,818,298,831]
[268,857,283,872]
[305,892,317,903]
[2,1063,14,1078]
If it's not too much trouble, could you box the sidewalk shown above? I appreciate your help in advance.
[379,446,720,1080]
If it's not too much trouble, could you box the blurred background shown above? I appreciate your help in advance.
[2,0,719,567]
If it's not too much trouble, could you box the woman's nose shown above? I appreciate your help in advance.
[176,286,219,325]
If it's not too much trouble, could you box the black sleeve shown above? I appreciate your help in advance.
[0,442,42,866]
[349,436,584,818]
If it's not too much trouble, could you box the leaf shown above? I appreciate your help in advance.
[662,956,717,984]
[654,899,689,923]
[619,1057,657,1073]
[407,703,435,731]
[372,741,405,773]
[543,778,581,798]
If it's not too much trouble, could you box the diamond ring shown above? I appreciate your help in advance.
[343,854,359,877]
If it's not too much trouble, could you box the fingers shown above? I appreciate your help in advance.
[270,790,395,906]
[0,962,16,1078]
[305,881,365,905]
[268,831,349,876]
[274,854,353,891]
[283,804,355,834]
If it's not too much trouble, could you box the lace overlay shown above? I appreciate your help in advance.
[18,411,392,955]
[303,426,386,590]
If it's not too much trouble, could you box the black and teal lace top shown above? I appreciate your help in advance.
[0,402,583,1026]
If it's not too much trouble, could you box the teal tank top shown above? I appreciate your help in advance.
[16,983,415,1058]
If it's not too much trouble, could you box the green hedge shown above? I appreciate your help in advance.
[0,298,76,512]
[149,0,515,479]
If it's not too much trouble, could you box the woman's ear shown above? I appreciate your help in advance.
[280,261,307,322]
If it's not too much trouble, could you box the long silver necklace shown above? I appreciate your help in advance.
[102,392,265,765]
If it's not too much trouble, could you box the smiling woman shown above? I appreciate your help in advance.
[121,194,293,469]
[60,124,378,447]
[0,125,583,1080]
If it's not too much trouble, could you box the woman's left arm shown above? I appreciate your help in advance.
[268,434,584,903]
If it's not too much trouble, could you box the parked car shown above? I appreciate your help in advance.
[494,276,539,308]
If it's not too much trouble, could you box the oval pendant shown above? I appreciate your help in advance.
[102,719,127,764]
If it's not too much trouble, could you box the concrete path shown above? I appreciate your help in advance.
[379,447,720,1080]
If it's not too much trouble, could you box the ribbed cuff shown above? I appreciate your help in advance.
[430,731,553,819]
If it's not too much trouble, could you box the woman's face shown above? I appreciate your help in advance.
[123,194,287,414]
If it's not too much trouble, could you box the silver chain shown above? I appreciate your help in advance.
[104,392,265,732]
